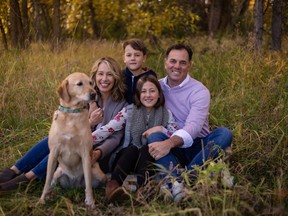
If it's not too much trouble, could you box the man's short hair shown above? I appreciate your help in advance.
[165,43,193,61]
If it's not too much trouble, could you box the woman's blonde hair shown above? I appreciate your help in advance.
[91,57,126,101]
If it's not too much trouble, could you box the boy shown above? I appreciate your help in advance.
[123,38,157,104]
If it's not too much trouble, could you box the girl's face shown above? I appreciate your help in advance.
[140,81,160,112]
[123,45,146,75]
[95,62,115,95]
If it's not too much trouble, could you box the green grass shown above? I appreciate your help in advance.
[0,37,287,215]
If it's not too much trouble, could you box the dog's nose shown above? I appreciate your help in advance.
[90,92,97,100]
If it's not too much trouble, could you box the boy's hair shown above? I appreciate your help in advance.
[134,75,165,108]
[123,38,147,55]
[165,43,193,61]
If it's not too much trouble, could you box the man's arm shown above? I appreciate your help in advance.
[148,135,183,160]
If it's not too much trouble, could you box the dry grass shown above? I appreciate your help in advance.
[0,37,287,215]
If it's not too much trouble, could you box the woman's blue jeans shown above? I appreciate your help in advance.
[147,127,232,174]
[15,137,50,180]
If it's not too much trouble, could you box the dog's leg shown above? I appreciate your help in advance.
[82,149,95,210]
[39,148,58,204]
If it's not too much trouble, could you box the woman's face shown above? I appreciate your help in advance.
[95,62,115,95]
[140,81,160,112]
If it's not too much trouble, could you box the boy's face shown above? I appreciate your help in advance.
[123,44,146,74]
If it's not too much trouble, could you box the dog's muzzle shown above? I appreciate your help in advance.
[90,92,97,100]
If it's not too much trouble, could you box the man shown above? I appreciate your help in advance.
[147,43,232,200]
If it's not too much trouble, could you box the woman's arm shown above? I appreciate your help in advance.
[91,107,127,144]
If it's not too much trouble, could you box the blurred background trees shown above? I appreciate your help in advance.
[1,0,287,52]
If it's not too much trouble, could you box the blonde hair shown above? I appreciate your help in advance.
[91,57,126,101]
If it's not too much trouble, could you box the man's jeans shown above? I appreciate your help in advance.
[147,127,232,174]
[15,136,50,180]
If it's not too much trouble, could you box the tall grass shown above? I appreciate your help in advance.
[0,37,287,215]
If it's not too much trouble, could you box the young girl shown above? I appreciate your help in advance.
[101,75,179,202]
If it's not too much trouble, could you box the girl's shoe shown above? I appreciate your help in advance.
[0,168,18,184]
[105,180,128,203]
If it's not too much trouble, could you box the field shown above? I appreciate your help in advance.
[0,37,287,215]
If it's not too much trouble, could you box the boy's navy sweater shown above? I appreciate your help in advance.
[124,67,157,104]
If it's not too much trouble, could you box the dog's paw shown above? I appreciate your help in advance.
[85,199,96,211]
[36,198,46,206]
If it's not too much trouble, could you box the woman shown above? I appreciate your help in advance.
[102,75,179,202]
[0,57,127,193]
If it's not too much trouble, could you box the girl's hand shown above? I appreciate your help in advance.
[142,126,163,137]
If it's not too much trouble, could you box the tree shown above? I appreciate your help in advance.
[254,0,264,53]
[208,0,232,38]
[9,0,25,49]
[87,0,100,38]
[52,0,61,52]
[271,0,282,51]
[0,17,8,50]
[22,0,30,48]
[32,0,42,41]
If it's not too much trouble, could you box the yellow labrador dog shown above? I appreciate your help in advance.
[39,72,106,210]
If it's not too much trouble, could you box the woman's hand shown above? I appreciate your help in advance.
[89,101,103,127]
[142,126,163,138]
[91,149,102,165]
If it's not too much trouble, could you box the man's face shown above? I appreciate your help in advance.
[164,49,191,87]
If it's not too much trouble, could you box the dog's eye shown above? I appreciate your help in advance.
[89,81,93,86]
[77,82,83,86]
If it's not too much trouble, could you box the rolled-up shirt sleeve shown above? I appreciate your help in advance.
[172,129,193,148]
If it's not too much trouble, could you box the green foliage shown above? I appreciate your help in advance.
[121,1,200,40]
[0,38,287,215]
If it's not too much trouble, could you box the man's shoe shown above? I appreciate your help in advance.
[105,180,128,203]
[0,174,30,193]
[0,168,18,184]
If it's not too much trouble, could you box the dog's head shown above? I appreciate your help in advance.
[57,72,96,107]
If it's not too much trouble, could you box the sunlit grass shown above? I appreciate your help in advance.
[0,38,287,215]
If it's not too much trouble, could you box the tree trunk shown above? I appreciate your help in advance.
[254,0,264,53]
[208,0,222,38]
[22,0,30,48]
[9,0,25,49]
[32,0,42,41]
[271,0,282,51]
[208,0,232,38]
[87,0,100,38]
[52,0,61,52]
[40,3,51,38]
[0,18,8,50]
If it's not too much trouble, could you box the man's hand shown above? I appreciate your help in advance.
[148,139,174,160]
[91,149,101,165]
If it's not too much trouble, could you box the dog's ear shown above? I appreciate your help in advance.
[57,79,71,102]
